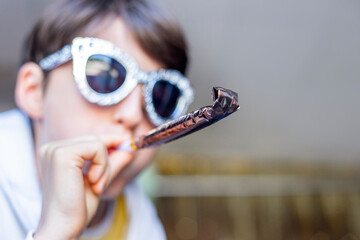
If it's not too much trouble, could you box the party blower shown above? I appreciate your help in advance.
[118,86,240,152]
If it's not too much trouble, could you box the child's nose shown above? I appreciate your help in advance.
[112,85,144,130]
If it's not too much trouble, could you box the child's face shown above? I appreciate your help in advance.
[38,17,162,196]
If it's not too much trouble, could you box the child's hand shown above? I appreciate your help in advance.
[34,135,132,240]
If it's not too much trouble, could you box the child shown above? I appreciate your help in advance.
[0,0,194,239]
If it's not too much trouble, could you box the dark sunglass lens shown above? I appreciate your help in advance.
[86,54,126,93]
[152,80,181,118]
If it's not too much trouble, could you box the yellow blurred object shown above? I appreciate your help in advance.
[81,195,128,240]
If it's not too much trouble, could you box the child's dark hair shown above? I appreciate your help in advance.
[21,0,188,74]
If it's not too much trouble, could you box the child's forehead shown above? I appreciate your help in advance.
[93,17,135,52]
[92,17,164,72]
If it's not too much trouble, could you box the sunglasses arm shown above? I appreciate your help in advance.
[39,45,73,71]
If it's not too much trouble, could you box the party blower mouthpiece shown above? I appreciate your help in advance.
[118,86,240,152]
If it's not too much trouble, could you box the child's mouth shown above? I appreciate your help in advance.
[107,147,117,155]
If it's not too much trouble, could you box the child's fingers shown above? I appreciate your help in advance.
[109,150,134,179]
[44,135,127,185]
[41,134,133,195]
[41,136,109,186]
[88,134,133,192]
[91,150,134,193]
[90,162,110,195]
[55,139,108,174]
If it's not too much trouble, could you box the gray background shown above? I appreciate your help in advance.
[1,0,359,162]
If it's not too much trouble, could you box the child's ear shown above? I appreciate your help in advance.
[15,62,45,120]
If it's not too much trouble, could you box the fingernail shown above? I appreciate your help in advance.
[89,165,103,183]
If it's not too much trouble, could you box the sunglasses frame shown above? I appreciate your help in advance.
[39,37,194,126]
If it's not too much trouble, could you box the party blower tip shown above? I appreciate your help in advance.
[117,86,240,152]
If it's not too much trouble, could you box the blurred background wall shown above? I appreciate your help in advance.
[1,0,359,161]
[1,0,360,239]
